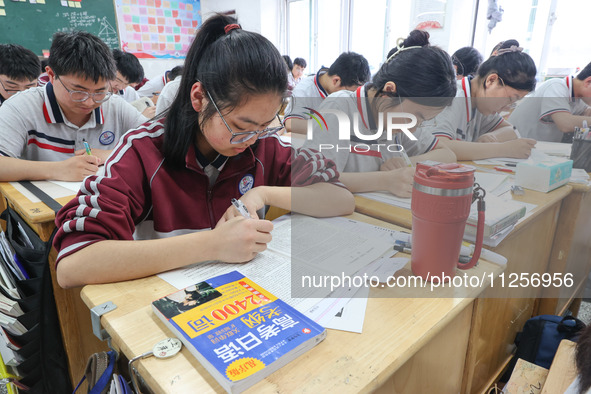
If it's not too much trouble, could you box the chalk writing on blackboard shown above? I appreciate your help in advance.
[54,11,118,48]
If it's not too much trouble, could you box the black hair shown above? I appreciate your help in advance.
[386,29,430,59]
[373,32,456,108]
[282,55,293,71]
[0,44,42,81]
[577,62,591,81]
[327,52,371,87]
[477,39,536,92]
[163,14,287,167]
[452,46,483,77]
[576,324,591,394]
[168,65,184,81]
[41,58,49,71]
[112,49,144,84]
[294,57,307,68]
[48,31,116,83]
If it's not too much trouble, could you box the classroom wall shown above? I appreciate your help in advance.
[137,0,264,81]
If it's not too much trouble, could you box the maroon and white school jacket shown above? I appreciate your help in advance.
[53,119,342,265]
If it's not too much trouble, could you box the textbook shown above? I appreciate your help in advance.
[464,194,527,238]
[152,270,327,393]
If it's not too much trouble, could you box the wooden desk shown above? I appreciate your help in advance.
[80,213,504,393]
[354,183,577,393]
[0,182,109,386]
[541,340,577,394]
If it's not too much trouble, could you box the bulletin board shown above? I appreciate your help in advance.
[114,0,201,59]
[0,0,119,56]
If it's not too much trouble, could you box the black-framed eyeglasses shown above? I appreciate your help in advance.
[56,76,112,103]
[498,77,519,109]
[0,78,36,95]
[204,89,285,144]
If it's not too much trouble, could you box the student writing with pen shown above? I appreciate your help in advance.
[0,31,147,182]
[53,15,354,288]
[302,30,457,198]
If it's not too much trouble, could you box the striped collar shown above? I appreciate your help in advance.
[42,82,104,125]
[565,76,574,102]
[355,84,376,130]
[313,67,329,98]
[461,76,473,124]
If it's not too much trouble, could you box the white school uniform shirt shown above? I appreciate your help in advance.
[284,67,329,121]
[508,76,590,142]
[301,85,438,173]
[0,82,146,161]
[116,86,140,103]
[419,76,504,142]
[155,76,181,114]
[136,71,169,97]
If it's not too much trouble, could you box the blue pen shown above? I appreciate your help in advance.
[82,139,92,156]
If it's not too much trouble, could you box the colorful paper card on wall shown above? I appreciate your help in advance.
[115,0,201,59]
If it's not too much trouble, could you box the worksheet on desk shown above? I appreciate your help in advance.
[9,181,79,203]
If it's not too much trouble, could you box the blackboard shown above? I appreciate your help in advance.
[0,0,119,56]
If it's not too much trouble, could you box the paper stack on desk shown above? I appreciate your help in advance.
[158,215,396,334]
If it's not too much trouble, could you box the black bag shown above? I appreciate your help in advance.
[502,314,585,381]
[1,204,72,393]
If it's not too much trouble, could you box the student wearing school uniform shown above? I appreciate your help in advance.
[302,31,457,198]
[451,46,483,80]
[292,57,307,85]
[0,31,147,182]
[0,44,41,107]
[110,49,156,119]
[136,65,183,101]
[508,62,591,142]
[52,15,354,287]
[155,73,181,114]
[418,40,538,160]
[284,52,371,134]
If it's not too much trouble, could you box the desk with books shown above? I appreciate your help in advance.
[354,171,591,393]
[80,212,504,393]
[0,181,109,386]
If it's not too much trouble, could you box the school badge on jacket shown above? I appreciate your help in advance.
[99,131,115,145]
[239,174,254,195]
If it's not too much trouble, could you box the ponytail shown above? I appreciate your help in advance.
[163,14,287,167]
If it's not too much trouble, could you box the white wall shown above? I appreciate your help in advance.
[201,0,262,32]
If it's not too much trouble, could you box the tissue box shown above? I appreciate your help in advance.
[515,159,573,192]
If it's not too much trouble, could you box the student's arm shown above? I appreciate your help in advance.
[477,120,520,143]
[0,155,100,182]
[550,112,591,133]
[339,169,414,197]
[284,118,308,134]
[439,138,537,160]
[56,217,273,288]
[222,183,354,221]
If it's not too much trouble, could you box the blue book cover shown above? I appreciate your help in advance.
[152,270,327,393]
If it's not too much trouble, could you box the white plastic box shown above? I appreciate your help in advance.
[515,159,573,193]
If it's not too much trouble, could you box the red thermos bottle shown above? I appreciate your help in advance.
[411,163,485,281]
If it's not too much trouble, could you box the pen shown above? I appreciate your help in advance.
[231,198,251,218]
[82,139,92,156]
[494,166,515,174]
[400,149,413,167]
[512,126,521,138]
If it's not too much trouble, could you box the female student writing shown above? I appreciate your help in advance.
[303,30,457,197]
[53,14,354,288]
[419,40,538,160]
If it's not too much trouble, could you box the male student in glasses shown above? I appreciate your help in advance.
[0,44,41,108]
[0,31,147,182]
